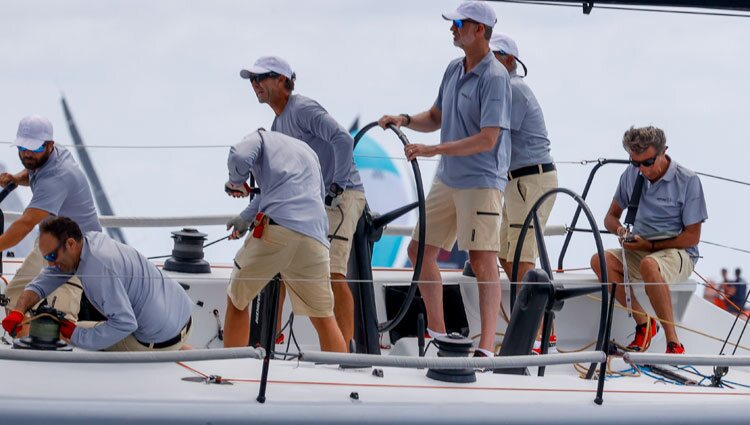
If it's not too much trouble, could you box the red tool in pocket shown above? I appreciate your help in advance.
[253,212,266,238]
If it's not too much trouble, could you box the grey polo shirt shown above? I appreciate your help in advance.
[614,158,708,261]
[27,231,193,351]
[227,130,329,248]
[28,146,102,233]
[272,94,364,192]
[508,71,554,171]
[433,51,512,191]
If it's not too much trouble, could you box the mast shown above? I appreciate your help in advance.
[60,95,127,244]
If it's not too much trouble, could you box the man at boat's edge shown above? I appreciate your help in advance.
[0,115,102,329]
[223,129,347,353]
[3,216,193,351]
[378,0,511,357]
[591,125,708,355]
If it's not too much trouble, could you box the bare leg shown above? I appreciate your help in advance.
[407,240,445,333]
[330,272,354,349]
[309,316,347,352]
[640,258,680,343]
[499,259,535,284]
[470,250,501,352]
[223,296,250,348]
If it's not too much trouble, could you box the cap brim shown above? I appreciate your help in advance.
[442,11,465,21]
[240,65,274,79]
[13,136,45,150]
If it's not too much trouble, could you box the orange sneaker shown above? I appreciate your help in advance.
[666,341,685,354]
[275,333,285,345]
[627,318,659,351]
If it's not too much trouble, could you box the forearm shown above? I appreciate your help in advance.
[433,130,499,157]
[13,290,41,314]
[604,214,624,235]
[15,170,30,186]
[652,230,700,251]
[0,220,34,251]
[405,109,441,133]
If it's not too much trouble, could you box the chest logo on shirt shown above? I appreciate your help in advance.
[656,197,674,203]
[460,92,472,100]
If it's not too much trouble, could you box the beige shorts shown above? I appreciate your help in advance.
[227,224,334,317]
[412,178,503,252]
[327,189,367,276]
[77,319,191,351]
[498,171,558,263]
[607,248,694,283]
[5,238,82,321]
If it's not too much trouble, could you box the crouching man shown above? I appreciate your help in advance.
[223,129,346,353]
[2,216,194,351]
[591,126,707,354]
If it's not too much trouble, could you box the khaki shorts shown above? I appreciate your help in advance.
[5,238,82,321]
[227,224,334,317]
[412,178,503,252]
[607,248,694,283]
[498,171,558,263]
[77,319,191,351]
[327,189,367,276]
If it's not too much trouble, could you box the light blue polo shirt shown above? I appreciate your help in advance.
[434,51,512,191]
[227,130,329,248]
[614,158,708,261]
[508,71,554,171]
[271,94,364,192]
[28,146,102,233]
[27,231,193,351]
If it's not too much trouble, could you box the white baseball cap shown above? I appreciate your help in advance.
[490,33,520,58]
[240,56,294,80]
[442,1,497,28]
[13,115,53,151]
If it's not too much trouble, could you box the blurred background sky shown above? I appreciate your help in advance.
[1,0,749,284]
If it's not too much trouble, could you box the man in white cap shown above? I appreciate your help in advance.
[240,56,366,350]
[378,1,511,357]
[0,115,102,325]
[490,34,558,353]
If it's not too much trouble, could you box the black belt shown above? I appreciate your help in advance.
[508,163,556,180]
[137,317,191,349]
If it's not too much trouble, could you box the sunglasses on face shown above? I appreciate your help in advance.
[248,72,280,84]
[630,155,658,168]
[452,19,478,29]
[43,240,66,262]
[17,144,46,153]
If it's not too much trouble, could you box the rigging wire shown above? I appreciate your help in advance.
[490,0,750,18]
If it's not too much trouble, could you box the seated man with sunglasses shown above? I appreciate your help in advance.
[0,115,102,326]
[240,56,366,350]
[591,126,708,354]
[3,216,193,351]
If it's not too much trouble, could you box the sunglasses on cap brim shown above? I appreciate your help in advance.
[248,72,280,84]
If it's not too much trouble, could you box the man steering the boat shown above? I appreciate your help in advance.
[3,216,193,351]
[240,56,366,350]
[378,0,511,357]
[223,129,347,353]
[0,115,101,327]
[591,126,708,354]
[490,34,559,354]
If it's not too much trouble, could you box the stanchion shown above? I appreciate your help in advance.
[256,274,281,403]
